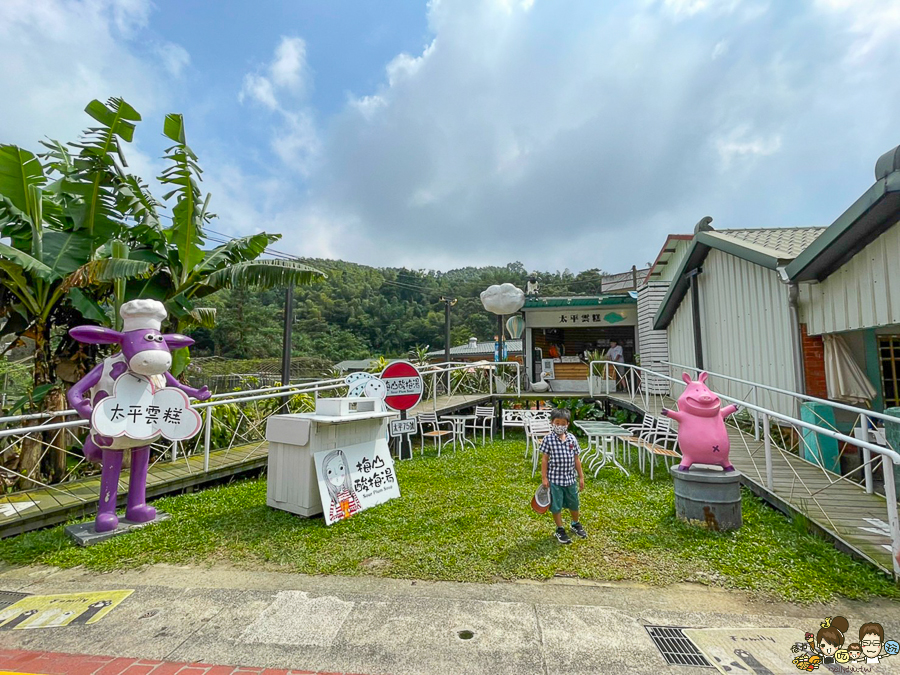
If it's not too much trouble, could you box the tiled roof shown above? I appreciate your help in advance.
[427,340,523,358]
[715,227,826,259]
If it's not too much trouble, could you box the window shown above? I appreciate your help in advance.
[878,335,900,407]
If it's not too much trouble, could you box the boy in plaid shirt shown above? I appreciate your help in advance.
[540,408,587,544]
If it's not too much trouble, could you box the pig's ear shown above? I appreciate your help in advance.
[698,371,708,383]
[163,333,194,350]
[69,326,123,345]
[682,372,692,384]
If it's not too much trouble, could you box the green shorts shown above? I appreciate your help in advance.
[549,482,579,514]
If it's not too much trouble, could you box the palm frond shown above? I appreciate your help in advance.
[160,113,209,285]
[67,287,110,324]
[0,242,55,280]
[0,145,46,214]
[198,233,280,272]
[38,139,75,178]
[66,98,141,242]
[179,307,217,330]
[115,173,161,228]
[65,258,154,288]
[204,259,326,291]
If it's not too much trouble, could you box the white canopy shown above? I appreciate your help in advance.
[822,333,877,406]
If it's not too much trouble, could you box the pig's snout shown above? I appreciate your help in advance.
[129,350,172,376]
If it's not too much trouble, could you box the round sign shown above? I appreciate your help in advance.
[380,360,424,412]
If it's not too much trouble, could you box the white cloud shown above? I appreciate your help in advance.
[715,126,782,168]
[0,0,188,152]
[661,0,742,18]
[239,36,310,109]
[276,0,900,274]
[814,0,900,64]
[273,111,321,176]
[239,73,279,110]
[239,36,320,175]
[712,39,729,59]
[155,42,191,77]
[270,37,308,92]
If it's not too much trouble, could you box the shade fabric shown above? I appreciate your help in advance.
[822,333,877,405]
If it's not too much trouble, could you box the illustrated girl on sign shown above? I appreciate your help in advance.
[322,449,361,523]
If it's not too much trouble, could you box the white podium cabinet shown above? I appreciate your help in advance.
[265,398,396,517]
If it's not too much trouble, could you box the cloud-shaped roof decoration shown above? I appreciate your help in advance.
[480,283,525,315]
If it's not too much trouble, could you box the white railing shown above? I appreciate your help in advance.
[588,360,900,576]
[664,359,900,497]
[0,361,519,533]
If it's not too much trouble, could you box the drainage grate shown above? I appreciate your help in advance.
[644,625,712,668]
[0,590,29,610]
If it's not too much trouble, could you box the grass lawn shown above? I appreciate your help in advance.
[1,434,897,604]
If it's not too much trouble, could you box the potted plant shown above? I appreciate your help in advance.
[588,349,614,394]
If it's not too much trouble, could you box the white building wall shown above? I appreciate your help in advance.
[637,282,671,394]
[801,219,900,335]
[695,250,798,417]
[657,239,692,283]
[666,286,696,398]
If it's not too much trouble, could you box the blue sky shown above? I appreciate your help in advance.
[2,0,900,275]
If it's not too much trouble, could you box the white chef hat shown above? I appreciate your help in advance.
[120,299,167,332]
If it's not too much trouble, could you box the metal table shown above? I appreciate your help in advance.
[441,415,477,451]
[574,421,631,476]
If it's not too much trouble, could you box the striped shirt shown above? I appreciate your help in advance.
[540,432,581,486]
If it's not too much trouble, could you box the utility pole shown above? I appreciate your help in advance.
[281,284,294,403]
[440,297,457,394]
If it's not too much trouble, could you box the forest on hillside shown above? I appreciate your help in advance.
[187,260,608,362]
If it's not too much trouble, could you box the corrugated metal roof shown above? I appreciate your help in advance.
[426,340,523,358]
[716,227,826,259]
[653,226,827,331]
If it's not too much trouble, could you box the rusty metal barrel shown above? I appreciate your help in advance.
[669,466,742,531]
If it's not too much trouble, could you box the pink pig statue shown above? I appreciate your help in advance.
[661,372,738,471]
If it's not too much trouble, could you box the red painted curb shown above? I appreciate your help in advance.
[0,650,375,675]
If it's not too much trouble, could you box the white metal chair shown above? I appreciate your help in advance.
[622,414,657,467]
[629,416,680,479]
[469,406,495,445]
[417,412,454,457]
[526,418,552,477]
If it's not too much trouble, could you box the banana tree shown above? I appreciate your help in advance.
[125,113,325,375]
[0,98,155,481]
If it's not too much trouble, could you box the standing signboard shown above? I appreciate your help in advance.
[380,360,423,460]
[313,440,400,526]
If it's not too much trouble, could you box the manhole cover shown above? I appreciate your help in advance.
[0,591,29,610]
[644,625,712,668]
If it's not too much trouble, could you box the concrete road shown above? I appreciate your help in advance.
[0,564,899,675]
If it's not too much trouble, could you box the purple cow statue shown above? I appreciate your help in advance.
[661,372,738,472]
[67,299,211,532]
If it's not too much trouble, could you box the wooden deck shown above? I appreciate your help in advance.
[0,443,269,537]
[410,393,492,415]
[603,392,898,576]
[0,393,495,538]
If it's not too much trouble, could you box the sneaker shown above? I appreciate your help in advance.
[571,522,587,539]
[555,527,572,545]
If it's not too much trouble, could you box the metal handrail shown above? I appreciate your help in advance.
[587,361,900,465]
[0,361,520,425]
[664,360,900,428]
[0,360,518,441]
